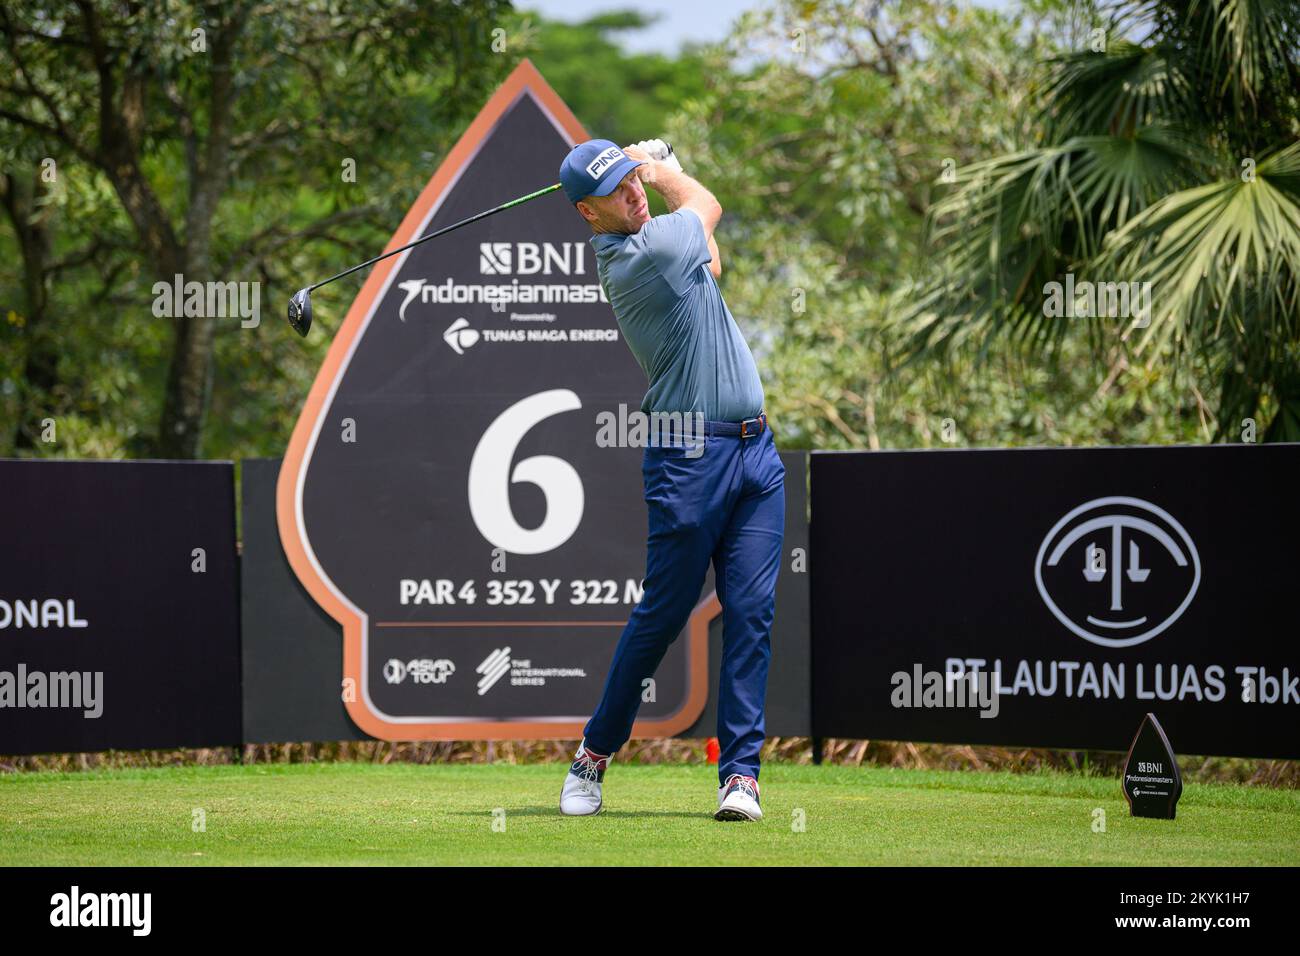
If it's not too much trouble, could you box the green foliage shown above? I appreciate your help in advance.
[667,0,1217,450]
[2,0,1288,460]
[1,0,513,458]
[892,0,1300,441]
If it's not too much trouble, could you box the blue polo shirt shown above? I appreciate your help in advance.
[591,208,765,422]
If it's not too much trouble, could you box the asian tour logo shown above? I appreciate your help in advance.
[383,658,455,685]
[1034,497,1201,648]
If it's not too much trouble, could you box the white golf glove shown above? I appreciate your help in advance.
[633,138,682,173]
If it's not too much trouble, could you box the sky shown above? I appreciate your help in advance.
[522,0,759,54]
[522,0,1014,55]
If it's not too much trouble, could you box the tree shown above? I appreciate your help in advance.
[0,0,511,457]
[660,0,1212,450]
[895,0,1300,441]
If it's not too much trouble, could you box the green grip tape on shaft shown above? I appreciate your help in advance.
[503,183,563,209]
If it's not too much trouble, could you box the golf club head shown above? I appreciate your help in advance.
[288,288,312,337]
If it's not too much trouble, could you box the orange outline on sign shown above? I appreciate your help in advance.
[276,60,714,740]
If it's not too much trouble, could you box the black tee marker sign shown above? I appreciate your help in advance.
[1122,712,1183,819]
[277,61,715,739]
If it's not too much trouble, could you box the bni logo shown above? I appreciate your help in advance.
[1034,496,1201,648]
[480,242,586,276]
[480,242,512,274]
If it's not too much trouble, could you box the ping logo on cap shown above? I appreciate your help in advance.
[586,146,625,179]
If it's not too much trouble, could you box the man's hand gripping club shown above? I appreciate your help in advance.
[623,140,723,278]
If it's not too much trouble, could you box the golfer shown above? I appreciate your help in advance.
[557,139,785,821]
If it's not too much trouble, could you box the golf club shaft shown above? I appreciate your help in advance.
[308,182,563,293]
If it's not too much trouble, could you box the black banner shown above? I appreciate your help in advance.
[810,445,1299,758]
[241,458,366,743]
[0,460,241,755]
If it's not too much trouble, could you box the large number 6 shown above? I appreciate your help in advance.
[468,390,585,555]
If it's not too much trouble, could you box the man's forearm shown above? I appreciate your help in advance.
[651,166,719,217]
[647,166,723,275]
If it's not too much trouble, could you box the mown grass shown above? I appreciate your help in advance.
[1,762,1295,866]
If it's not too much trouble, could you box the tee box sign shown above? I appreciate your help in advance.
[277,61,713,740]
[810,444,1299,759]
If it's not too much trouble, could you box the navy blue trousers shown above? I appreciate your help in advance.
[583,423,785,784]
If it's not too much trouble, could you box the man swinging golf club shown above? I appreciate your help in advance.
[557,138,785,822]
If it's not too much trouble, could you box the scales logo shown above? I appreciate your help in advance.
[1034,496,1201,648]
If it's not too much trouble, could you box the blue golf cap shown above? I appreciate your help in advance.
[559,139,644,204]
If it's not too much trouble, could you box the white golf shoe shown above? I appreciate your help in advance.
[560,740,610,816]
[715,773,762,821]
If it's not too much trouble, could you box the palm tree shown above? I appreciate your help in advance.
[897,0,1300,440]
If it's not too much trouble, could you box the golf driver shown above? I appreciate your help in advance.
[286,181,563,336]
